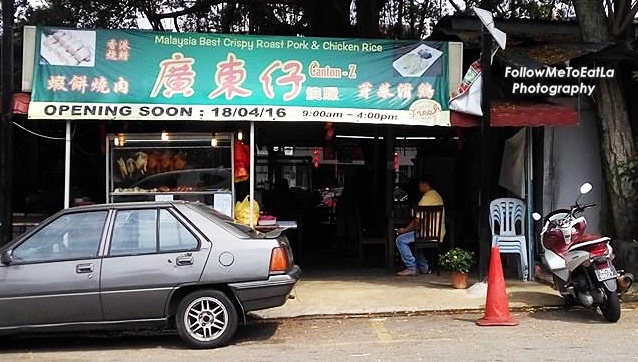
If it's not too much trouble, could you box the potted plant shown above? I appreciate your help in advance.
[438,247,476,289]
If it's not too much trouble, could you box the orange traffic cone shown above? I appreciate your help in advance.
[476,246,519,326]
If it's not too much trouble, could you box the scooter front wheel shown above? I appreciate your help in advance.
[600,290,621,322]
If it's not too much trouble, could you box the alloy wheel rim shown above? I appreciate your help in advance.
[184,296,228,342]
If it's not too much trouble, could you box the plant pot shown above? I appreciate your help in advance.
[451,271,468,289]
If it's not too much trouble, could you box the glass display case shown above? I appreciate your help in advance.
[106,132,234,214]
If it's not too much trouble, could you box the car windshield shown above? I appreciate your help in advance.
[189,203,263,238]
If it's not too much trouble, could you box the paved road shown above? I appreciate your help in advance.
[2,306,638,362]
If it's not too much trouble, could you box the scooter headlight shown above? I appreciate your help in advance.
[557,219,570,227]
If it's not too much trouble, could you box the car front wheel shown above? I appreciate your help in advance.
[175,289,238,348]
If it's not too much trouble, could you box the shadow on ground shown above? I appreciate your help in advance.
[299,267,479,290]
[0,321,281,352]
[527,307,612,324]
[0,329,183,352]
[508,290,564,306]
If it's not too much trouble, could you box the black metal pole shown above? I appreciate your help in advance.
[478,25,492,281]
[385,126,394,271]
[0,0,14,246]
[385,126,394,220]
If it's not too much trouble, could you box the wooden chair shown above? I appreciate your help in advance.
[358,212,388,268]
[411,205,444,275]
[358,234,387,268]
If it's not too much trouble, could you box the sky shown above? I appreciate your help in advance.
[27,0,163,30]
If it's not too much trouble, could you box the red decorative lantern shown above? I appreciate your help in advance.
[313,148,321,168]
[324,122,335,141]
[234,140,250,182]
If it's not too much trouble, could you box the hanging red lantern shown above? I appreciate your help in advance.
[324,122,335,141]
[234,140,250,182]
[313,148,321,168]
[454,127,465,151]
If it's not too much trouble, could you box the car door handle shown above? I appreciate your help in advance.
[175,255,194,266]
[76,263,94,273]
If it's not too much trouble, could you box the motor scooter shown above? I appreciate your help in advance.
[532,182,634,322]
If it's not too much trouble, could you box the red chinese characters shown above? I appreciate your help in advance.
[68,75,89,93]
[105,39,118,61]
[357,82,373,99]
[117,40,130,61]
[260,60,306,101]
[150,52,196,98]
[396,83,413,100]
[377,82,394,99]
[208,53,252,100]
[106,39,131,61]
[356,81,435,101]
[91,76,111,94]
[113,77,130,94]
[417,82,435,99]
[47,76,68,92]
[44,75,129,95]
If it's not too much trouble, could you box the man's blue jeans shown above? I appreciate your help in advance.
[396,231,428,271]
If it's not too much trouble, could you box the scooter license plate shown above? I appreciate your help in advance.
[595,266,617,281]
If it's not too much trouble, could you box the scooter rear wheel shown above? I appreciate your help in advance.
[600,290,621,323]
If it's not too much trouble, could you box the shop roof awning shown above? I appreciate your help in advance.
[496,42,610,69]
[450,101,579,127]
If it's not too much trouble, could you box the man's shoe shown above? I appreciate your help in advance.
[418,267,432,274]
[396,268,417,276]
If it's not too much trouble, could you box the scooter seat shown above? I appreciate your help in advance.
[578,234,610,243]
[567,234,611,251]
[580,234,604,242]
[568,234,610,251]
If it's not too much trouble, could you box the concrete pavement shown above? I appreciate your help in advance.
[250,268,575,320]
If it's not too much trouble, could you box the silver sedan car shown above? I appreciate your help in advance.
[0,201,301,348]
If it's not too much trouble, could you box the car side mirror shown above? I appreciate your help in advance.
[1,250,13,265]
[532,213,542,221]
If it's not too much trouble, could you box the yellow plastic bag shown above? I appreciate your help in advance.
[234,195,260,225]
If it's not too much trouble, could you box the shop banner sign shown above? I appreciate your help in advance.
[29,27,451,126]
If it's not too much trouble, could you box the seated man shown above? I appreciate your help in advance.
[395,174,446,276]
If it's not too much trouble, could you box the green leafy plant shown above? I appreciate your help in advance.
[438,247,475,274]
[619,155,638,191]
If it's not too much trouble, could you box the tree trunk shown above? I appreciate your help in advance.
[573,0,637,240]
[573,0,609,41]
[303,0,353,37]
[592,77,637,239]
[220,1,237,33]
[355,0,381,38]
[395,0,404,38]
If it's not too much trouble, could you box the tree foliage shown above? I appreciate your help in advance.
[15,0,141,29]
[14,0,594,38]
[13,0,449,38]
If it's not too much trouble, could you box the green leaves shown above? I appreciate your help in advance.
[438,247,475,274]
[619,156,638,191]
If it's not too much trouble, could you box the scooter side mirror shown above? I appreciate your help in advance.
[532,212,542,221]
[580,182,593,195]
